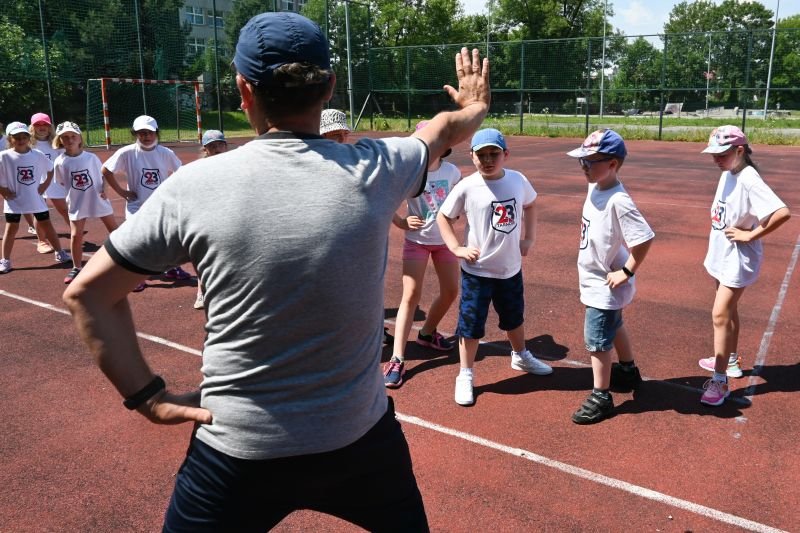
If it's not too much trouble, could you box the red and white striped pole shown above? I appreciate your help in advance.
[194,82,202,143]
[100,78,112,149]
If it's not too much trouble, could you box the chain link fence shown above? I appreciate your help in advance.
[3,1,799,144]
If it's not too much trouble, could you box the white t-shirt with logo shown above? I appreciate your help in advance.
[34,139,66,199]
[439,168,536,279]
[0,149,53,214]
[404,161,461,245]
[103,143,181,217]
[703,166,786,288]
[578,182,654,310]
[53,151,114,220]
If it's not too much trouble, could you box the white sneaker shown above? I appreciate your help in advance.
[511,349,553,375]
[27,225,37,235]
[454,375,474,406]
[0,259,11,274]
[54,250,71,263]
[193,293,205,310]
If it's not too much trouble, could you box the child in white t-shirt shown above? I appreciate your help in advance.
[0,122,71,274]
[383,121,460,389]
[102,115,185,291]
[52,121,119,284]
[697,125,790,406]
[566,129,654,424]
[437,128,552,406]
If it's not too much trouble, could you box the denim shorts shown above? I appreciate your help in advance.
[584,306,623,352]
[457,269,524,339]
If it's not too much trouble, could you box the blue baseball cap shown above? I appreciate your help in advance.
[233,12,330,86]
[567,129,627,159]
[202,129,226,146]
[471,128,507,151]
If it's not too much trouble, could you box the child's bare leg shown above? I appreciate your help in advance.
[70,219,86,268]
[2,222,19,258]
[712,284,746,373]
[38,220,63,252]
[99,214,119,233]
[506,324,526,353]
[590,350,613,389]
[51,199,70,228]
[420,259,459,335]
[392,259,427,359]
[613,324,633,363]
[23,213,35,230]
[459,337,480,369]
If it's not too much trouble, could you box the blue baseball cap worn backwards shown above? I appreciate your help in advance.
[567,129,627,159]
[233,12,331,86]
[471,128,507,151]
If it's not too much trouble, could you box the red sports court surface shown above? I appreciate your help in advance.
[1,134,798,532]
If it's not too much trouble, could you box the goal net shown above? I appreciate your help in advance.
[86,78,202,148]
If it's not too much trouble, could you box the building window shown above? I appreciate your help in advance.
[207,10,224,28]
[280,0,295,12]
[185,6,204,26]
[187,37,206,56]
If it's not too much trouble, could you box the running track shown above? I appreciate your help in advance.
[1,135,798,532]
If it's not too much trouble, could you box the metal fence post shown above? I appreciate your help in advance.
[518,43,524,133]
[406,47,411,130]
[658,35,667,141]
[742,31,753,132]
[133,0,147,113]
[585,39,591,136]
[37,0,55,121]
[212,0,223,131]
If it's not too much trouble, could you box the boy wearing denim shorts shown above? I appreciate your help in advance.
[437,128,552,406]
[566,129,655,424]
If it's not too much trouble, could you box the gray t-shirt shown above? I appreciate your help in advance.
[107,132,428,460]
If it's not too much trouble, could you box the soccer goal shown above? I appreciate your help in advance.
[86,78,202,148]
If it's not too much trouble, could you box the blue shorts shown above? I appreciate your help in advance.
[457,269,524,339]
[584,306,623,352]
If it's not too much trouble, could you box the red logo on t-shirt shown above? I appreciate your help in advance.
[71,169,93,191]
[711,200,726,230]
[579,216,590,249]
[140,168,161,190]
[491,199,518,234]
[16,166,35,186]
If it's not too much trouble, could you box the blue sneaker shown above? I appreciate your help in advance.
[383,357,405,389]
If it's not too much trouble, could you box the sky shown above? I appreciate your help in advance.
[461,0,800,37]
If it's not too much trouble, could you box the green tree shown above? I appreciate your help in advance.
[770,15,800,108]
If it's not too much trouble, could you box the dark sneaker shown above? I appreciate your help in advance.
[383,328,394,345]
[416,330,454,351]
[571,392,614,425]
[64,267,80,284]
[610,363,642,392]
[383,357,405,388]
[164,266,192,280]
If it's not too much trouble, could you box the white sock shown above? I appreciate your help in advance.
[459,367,473,378]
[728,353,739,364]
[713,372,728,383]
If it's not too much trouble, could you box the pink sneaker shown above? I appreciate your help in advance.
[698,355,743,378]
[416,330,453,351]
[701,379,730,406]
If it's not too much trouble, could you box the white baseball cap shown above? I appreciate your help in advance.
[56,121,82,136]
[6,122,29,136]
[132,115,158,132]
[320,109,350,135]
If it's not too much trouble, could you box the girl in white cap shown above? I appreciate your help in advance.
[698,125,790,406]
[25,113,70,253]
[52,121,119,284]
[0,121,71,274]
[101,115,184,291]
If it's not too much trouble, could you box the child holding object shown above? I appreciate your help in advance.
[566,129,654,424]
[697,125,790,406]
[437,128,552,407]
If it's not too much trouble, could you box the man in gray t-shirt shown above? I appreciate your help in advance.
[64,11,490,532]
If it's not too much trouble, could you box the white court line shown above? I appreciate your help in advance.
[396,412,788,533]
[0,290,202,356]
[743,234,800,401]
[2,289,788,531]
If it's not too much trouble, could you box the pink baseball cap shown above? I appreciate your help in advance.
[30,113,52,126]
[702,125,748,154]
